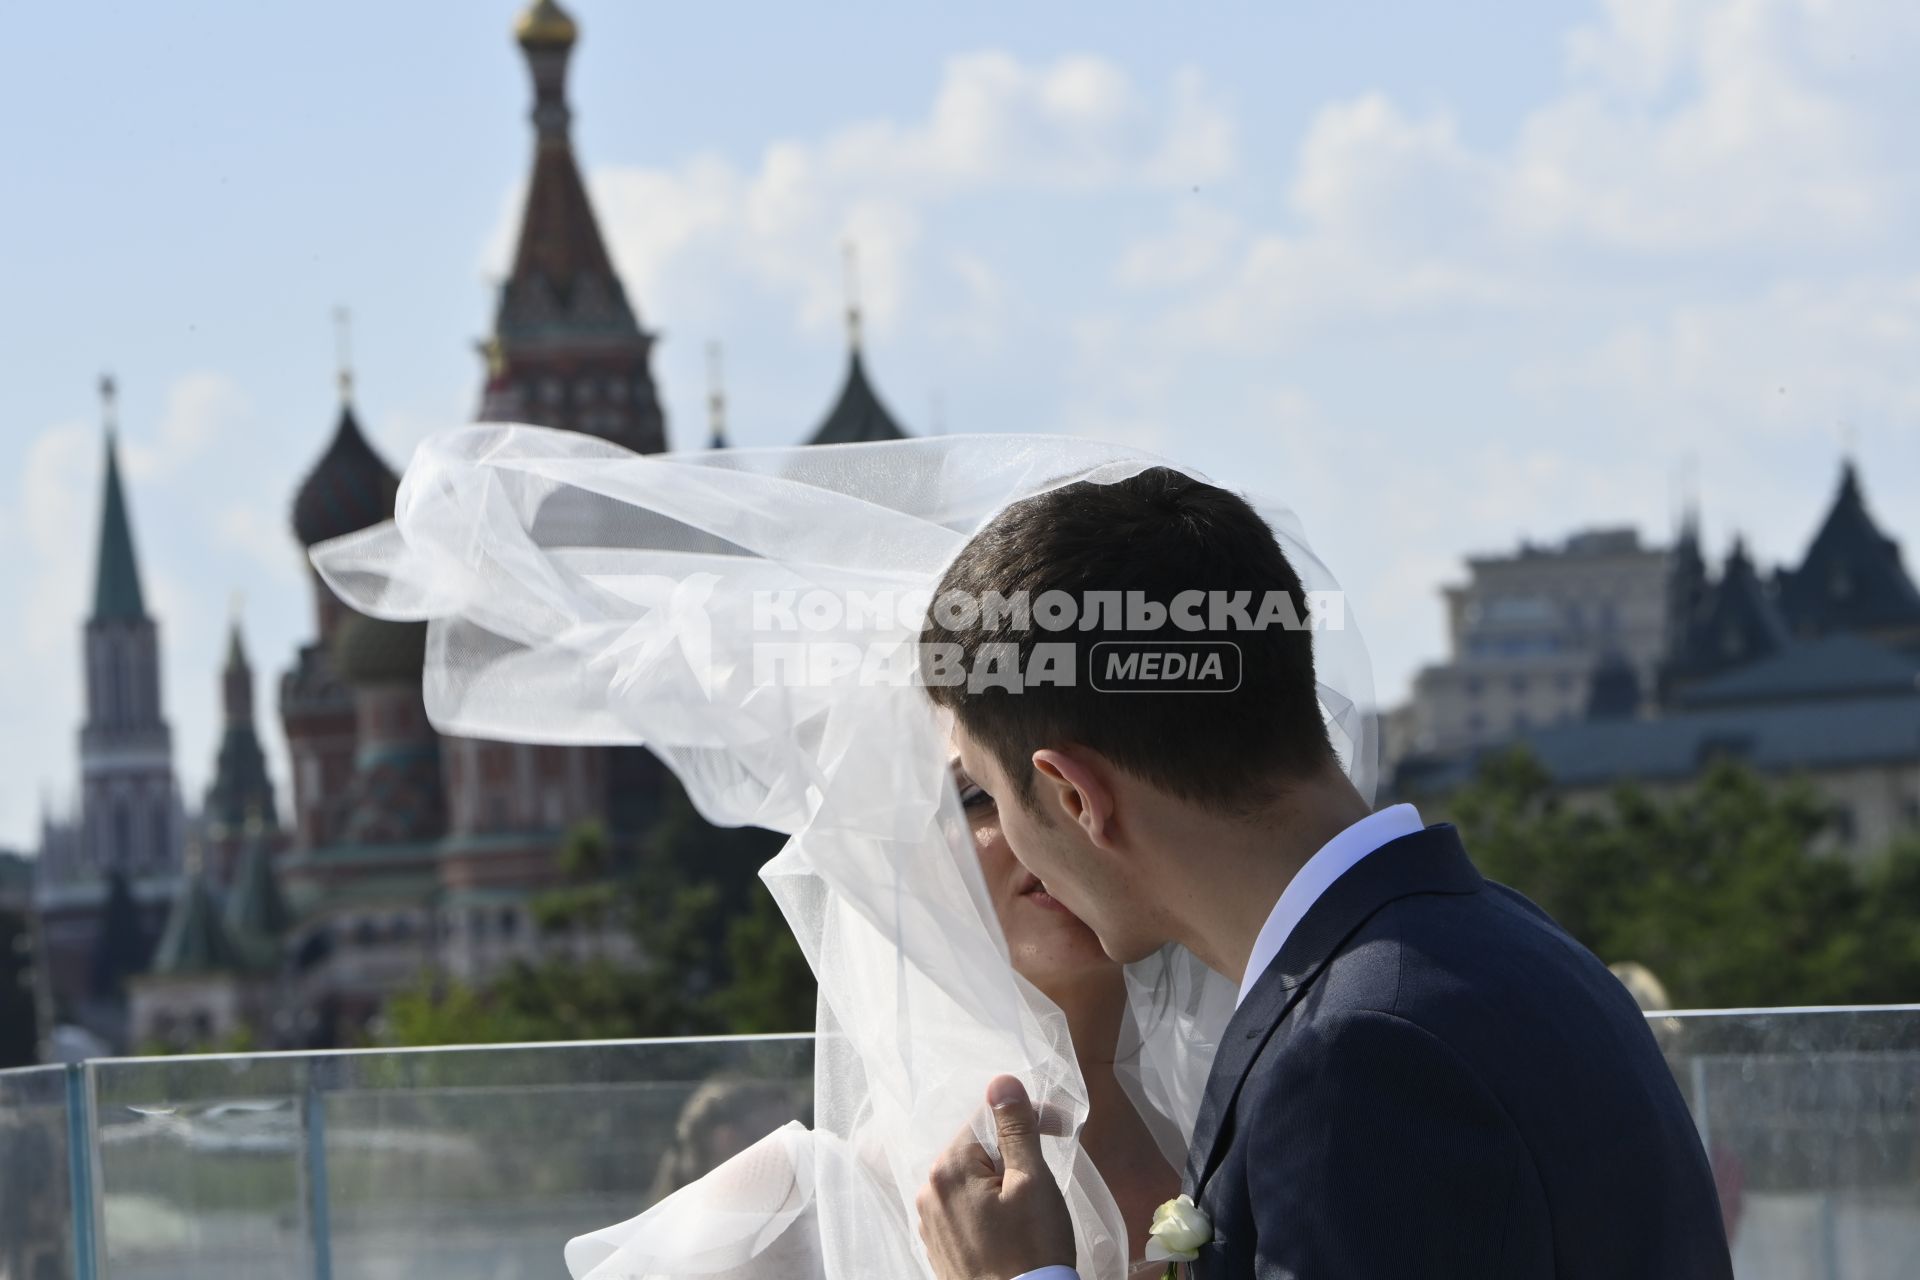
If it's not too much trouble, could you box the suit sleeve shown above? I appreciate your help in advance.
[1243,1008,1535,1276]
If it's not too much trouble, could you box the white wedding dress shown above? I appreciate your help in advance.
[312,427,1378,1279]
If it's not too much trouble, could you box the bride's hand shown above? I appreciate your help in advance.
[916,1076,1076,1280]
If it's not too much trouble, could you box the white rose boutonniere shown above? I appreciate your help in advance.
[1144,1193,1212,1278]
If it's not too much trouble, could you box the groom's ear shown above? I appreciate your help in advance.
[1030,748,1116,848]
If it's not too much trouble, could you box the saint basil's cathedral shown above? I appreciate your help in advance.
[34,0,909,1053]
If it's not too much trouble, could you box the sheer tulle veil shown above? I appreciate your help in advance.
[311,426,1378,1279]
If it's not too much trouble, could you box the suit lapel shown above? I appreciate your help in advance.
[1182,824,1483,1198]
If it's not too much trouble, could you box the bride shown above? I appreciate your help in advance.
[313,427,1376,1278]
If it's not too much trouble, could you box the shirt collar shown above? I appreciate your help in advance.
[1235,803,1425,1008]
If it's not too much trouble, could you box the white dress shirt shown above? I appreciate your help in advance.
[1234,801,1424,1007]
[1010,803,1425,1280]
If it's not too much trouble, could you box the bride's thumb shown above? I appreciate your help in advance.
[988,1075,1044,1177]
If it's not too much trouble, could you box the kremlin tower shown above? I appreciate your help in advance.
[35,379,183,1049]
[477,0,668,452]
[78,381,183,885]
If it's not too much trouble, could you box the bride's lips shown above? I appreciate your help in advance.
[1017,872,1075,915]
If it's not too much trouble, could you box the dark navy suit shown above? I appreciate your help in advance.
[1184,824,1733,1278]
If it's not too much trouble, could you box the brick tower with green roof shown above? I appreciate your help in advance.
[71,377,183,886]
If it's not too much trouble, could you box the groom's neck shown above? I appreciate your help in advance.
[1156,764,1373,983]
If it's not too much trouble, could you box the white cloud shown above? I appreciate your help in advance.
[216,503,309,583]
[818,53,1234,191]
[1149,94,1525,344]
[928,250,1009,351]
[1518,273,1920,430]
[1524,0,1898,251]
[1510,55,1884,251]
[121,372,249,481]
[1565,0,1920,96]
[487,53,1236,344]
[1133,0,1907,352]
[1115,204,1243,290]
[1288,96,1498,249]
[21,420,96,660]
[1169,225,1522,347]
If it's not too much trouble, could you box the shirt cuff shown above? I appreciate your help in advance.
[1010,1269,1080,1280]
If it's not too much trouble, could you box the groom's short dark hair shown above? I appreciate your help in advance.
[921,466,1335,811]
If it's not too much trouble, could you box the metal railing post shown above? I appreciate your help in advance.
[302,1060,334,1280]
[1818,1191,1840,1280]
[62,1063,99,1280]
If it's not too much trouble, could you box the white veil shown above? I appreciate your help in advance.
[311,426,1377,1280]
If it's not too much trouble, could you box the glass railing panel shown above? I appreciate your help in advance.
[316,1037,812,1280]
[1660,1007,1920,1280]
[14,1011,1918,1279]
[82,1034,813,1280]
[0,1064,77,1280]
[90,1052,309,1280]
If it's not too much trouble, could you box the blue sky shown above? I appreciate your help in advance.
[6,0,1920,850]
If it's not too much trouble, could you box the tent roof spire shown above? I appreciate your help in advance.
[91,373,149,622]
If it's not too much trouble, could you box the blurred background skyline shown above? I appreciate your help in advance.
[7,0,1920,852]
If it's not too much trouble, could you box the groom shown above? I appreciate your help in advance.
[914,468,1732,1278]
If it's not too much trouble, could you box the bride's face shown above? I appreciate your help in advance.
[950,752,1115,986]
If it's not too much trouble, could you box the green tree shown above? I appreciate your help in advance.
[1443,748,1910,1008]
[383,778,814,1046]
[713,887,816,1034]
[0,909,38,1067]
[383,955,723,1045]
[1856,834,1920,1002]
[88,867,149,1003]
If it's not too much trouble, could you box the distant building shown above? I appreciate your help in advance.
[34,384,182,1049]
[0,850,41,1067]
[1774,461,1920,646]
[0,851,31,915]
[1395,462,1920,860]
[806,313,911,446]
[129,826,291,1052]
[1659,525,1789,700]
[1392,527,1670,769]
[201,622,281,884]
